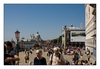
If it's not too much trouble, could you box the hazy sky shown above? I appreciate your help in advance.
[4,4,85,41]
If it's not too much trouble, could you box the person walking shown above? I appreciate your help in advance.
[73,52,80,63]
[48,47,65,65]
[29,48,32,53]
[87,53,91,61]
[86,48,91,61]
[24,53,29,63]
[34,50,47,65]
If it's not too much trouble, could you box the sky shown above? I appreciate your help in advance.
[4,4,85,41]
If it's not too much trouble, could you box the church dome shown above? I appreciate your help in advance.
[35,32,40,39]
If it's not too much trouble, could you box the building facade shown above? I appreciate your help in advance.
[85,4,96,60]
[62,24,85,49]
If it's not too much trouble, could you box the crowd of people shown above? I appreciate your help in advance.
[33,46,96,65]
[4,41,96,65]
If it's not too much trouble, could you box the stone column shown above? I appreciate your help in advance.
[63,26,67,49]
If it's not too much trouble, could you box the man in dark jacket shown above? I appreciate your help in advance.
[4,41,20,65]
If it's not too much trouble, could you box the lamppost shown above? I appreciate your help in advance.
[15,29,20,56]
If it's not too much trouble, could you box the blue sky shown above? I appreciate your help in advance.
[4,4,85,41]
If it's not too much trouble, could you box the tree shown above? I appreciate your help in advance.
[50,35,62,44]
[57,36,62,44]
[50,39,57,44]
[54,39,57,43]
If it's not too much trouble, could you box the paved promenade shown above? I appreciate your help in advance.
[19,49,95,65]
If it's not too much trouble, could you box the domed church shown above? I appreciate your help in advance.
[30,32,42,42]
[20,32,44,49]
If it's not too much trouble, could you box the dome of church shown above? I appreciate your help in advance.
[35,32,40,39]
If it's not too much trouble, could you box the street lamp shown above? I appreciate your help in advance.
[15,29,20,56]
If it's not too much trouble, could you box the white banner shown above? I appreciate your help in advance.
[70,31,86,42]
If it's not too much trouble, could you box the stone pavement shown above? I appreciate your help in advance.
[19,49,50,65]
[18,49,95,65]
